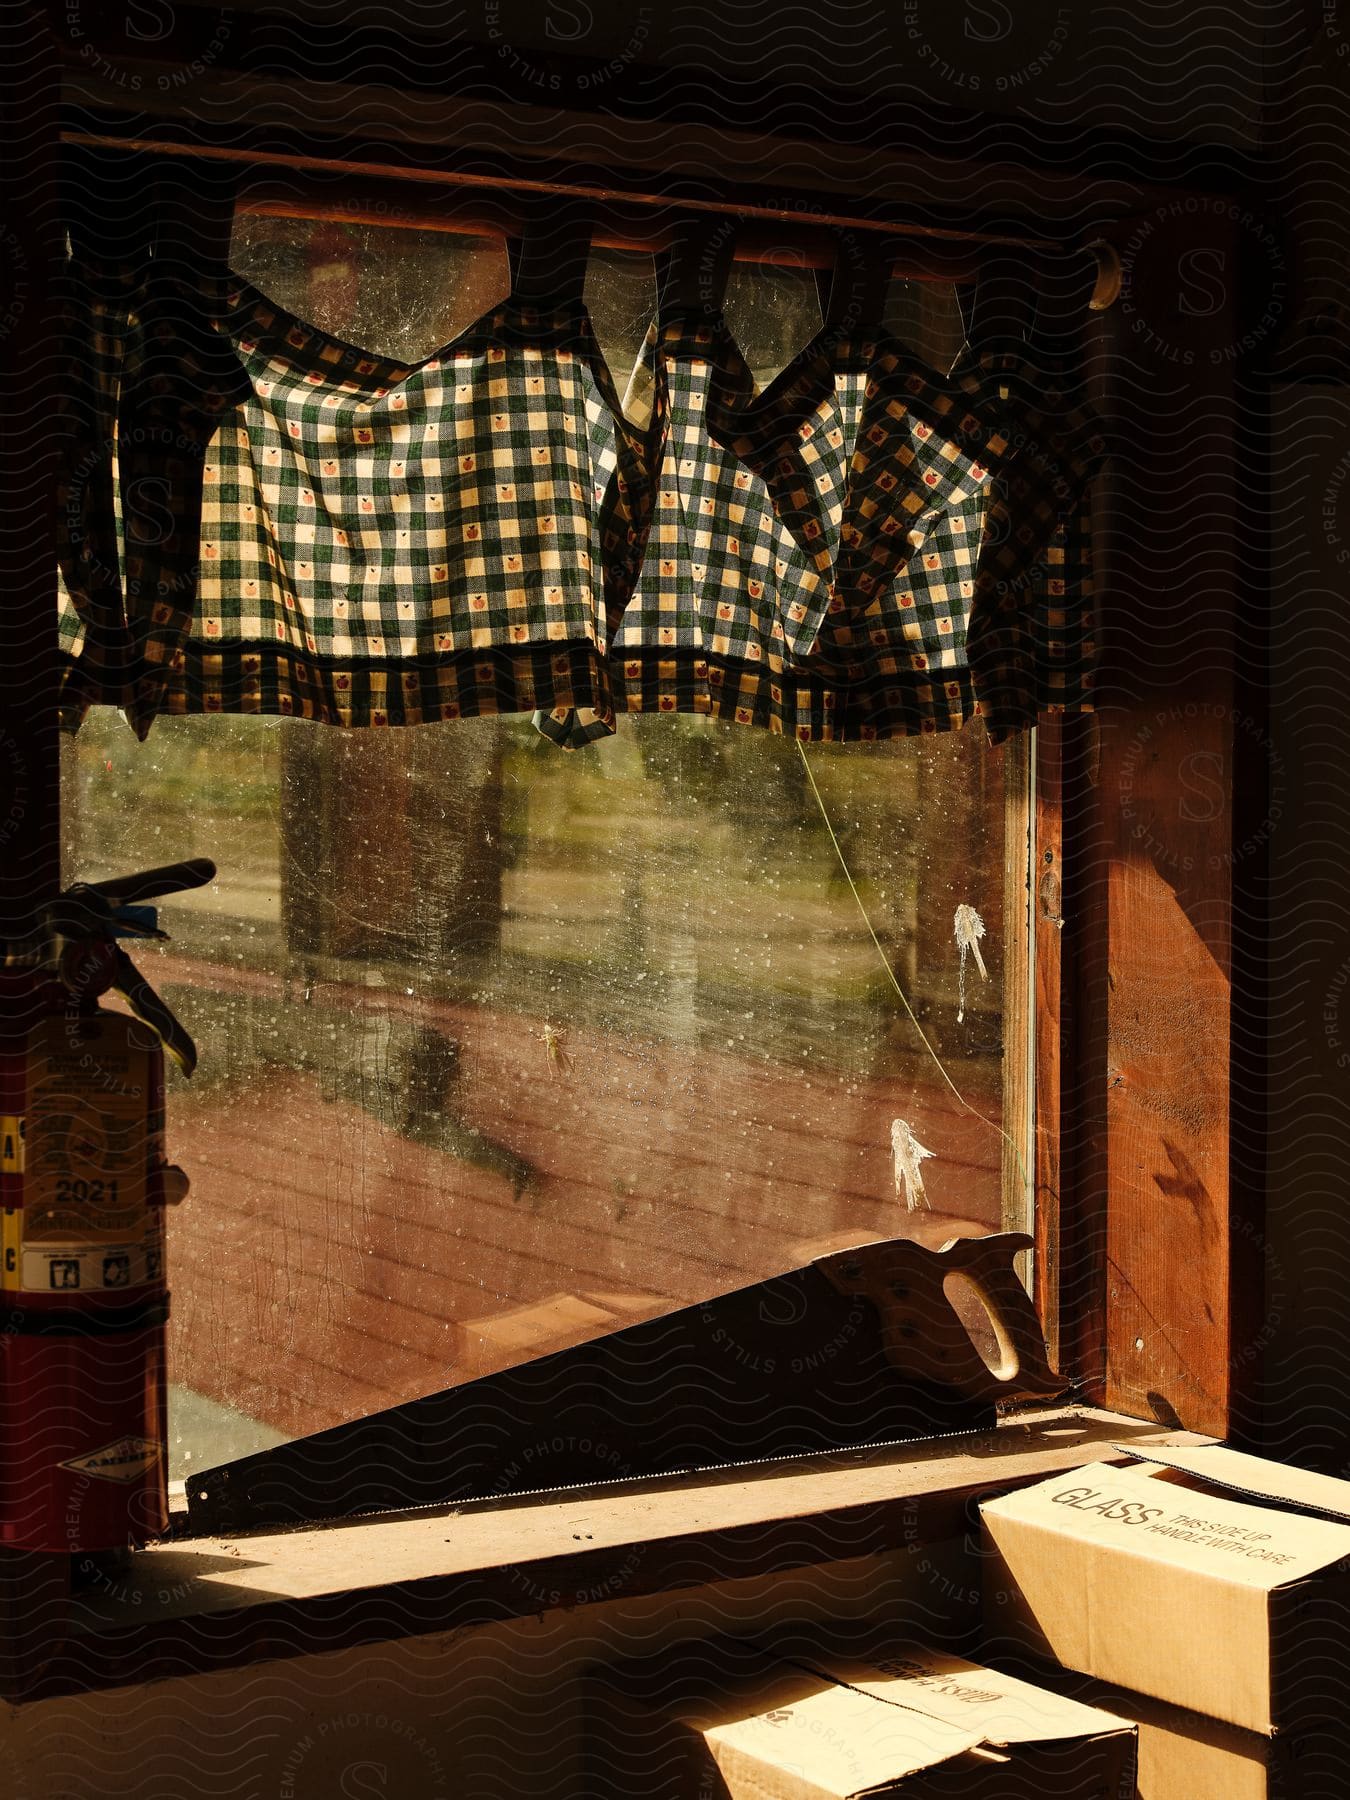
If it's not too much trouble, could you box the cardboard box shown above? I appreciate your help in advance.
[975,1660,1342,1800]
[586,1636,1136,1797]
[979,1447,1350,1734]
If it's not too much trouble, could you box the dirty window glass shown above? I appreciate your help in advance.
[59,216,1025,1480]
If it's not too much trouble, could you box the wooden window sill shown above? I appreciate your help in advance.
[16,1405,1207,1702]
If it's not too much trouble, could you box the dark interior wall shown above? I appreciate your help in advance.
[65,0,1275,177]
[1210,12,1350,1466]
[195,0,1271,144]
[1256,378,1350,1467]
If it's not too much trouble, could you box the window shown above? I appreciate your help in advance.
[59,211,1034,1481]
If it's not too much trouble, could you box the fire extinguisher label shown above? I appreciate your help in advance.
[20,1238,162,1292]
[59,1436,162,1484]
[1,1115,23,1172]
[7,1013,162,1294]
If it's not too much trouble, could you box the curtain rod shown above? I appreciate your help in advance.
[233,194,958,277]
[62,131,1068,258]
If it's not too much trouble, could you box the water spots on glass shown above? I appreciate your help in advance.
[953,903,990,1024]
[891,1118,936,1212]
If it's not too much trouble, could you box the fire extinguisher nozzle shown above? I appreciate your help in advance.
[87,860,217,905]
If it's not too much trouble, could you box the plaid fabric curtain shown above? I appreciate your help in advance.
[600,308,853,742]
[56,227,1103,747]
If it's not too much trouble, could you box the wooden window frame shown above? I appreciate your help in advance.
[16,38,1258,1434]
[1029,209,1255,1439]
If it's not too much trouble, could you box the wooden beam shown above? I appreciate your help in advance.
[10,1407,1207,1701]
[1067,208,1243,1434]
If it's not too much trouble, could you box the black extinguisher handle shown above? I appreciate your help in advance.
[83,859,217,906]
[109,946,200,1077]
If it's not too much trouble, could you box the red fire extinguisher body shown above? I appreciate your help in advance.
[0,967,171,1552]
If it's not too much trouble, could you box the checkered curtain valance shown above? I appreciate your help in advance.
[56,220,1105,748]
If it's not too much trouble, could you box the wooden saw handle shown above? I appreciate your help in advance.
[813,1232,1064,1406]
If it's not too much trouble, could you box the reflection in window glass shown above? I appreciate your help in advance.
[62,716,1017,1474]
[58,218,1024,1477]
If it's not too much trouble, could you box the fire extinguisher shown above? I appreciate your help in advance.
[0,859,213,1554]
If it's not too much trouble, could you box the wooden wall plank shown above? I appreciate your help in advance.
[1068,207,1242,1433]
